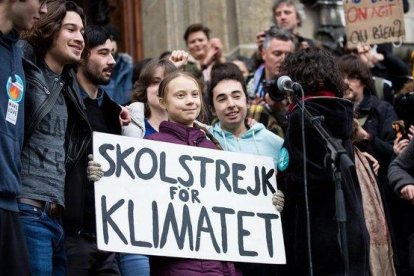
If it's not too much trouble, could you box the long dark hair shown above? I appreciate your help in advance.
[336,54,375,95]
[131,58,177,118]
[24,1,86,58]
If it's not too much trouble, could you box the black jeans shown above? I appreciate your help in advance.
[65,232,120,276]
[0,209,31,276]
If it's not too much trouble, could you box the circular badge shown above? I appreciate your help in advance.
[277,147,290,172]
[6,74,24,103]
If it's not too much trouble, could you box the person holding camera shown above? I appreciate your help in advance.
[247,27,295,138]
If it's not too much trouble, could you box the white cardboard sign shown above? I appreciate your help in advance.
[344,0,405,47]
[93,132,285,264]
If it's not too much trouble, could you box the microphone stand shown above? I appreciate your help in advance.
[289,85,351,276]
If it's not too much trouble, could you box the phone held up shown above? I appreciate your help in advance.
[392,120,409,140]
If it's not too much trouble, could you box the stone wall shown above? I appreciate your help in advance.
[141,0,412,60]
[141,0,310,58]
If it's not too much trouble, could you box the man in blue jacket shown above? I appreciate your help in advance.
[0,1,48,275]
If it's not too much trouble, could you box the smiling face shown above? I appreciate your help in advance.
[160,75,201,127]
[186,31,210,61]
[46,11,85,71]
[82,39,116,85]
[212,79,248,135]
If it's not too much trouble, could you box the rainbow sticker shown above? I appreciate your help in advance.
[6,75,24,103]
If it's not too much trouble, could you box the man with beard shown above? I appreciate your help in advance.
[63,25,122,275]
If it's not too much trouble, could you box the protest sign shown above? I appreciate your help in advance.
[93,132,285,264]
[344,0,405,47]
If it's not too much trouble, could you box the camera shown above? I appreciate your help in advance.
[263,77,285,101]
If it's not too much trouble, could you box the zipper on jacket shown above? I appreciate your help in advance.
[25,79,61,143]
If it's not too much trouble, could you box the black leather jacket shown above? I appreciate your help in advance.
[22,41,122,233]
[64,75,122,234]
[22,42,91,175]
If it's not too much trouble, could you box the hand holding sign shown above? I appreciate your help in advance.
[87,154,104,182]
[356,44,384,68]
[272,190,285,212]
[93,132,286,264]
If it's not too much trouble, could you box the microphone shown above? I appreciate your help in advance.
[265,75,303,101]
[277,75,294,93]
[277,75,303,98]
[263,79,284,101]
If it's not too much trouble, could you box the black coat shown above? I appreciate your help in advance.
[388,139,414,275]
[22,43,91,176]
[63,74,122,235]
[356,92,397,174]
[278,97,370,276]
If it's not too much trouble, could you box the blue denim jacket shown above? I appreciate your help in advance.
[101,53,133,105]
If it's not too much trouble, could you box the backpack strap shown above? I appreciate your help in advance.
[373,77,385,101]
[358,115,369,127]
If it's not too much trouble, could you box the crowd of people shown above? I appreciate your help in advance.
[1,0,414,275]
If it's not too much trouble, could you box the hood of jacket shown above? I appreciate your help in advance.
[209,121,283,168]
[210,121,267,145]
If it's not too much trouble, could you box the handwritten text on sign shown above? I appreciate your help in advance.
[93,132,285,264]
[344,0,405,47]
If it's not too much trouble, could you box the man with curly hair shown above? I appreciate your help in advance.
[277,47,370,276]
